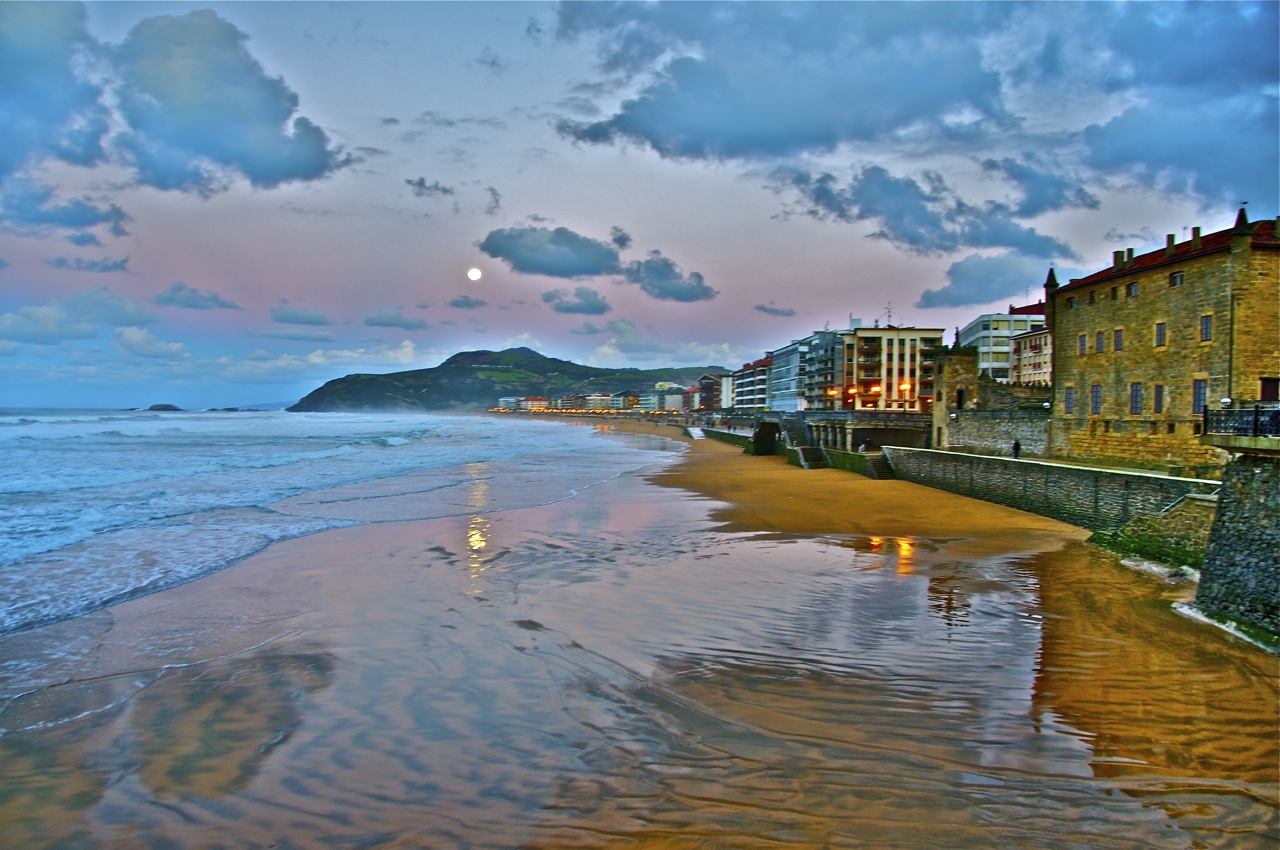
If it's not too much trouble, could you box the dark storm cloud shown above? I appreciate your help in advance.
[621,251,716,302]
[271,305,330,326]
[556,1,1277,212]
[775,165,1073,259]
[0,183,129,235]
[154,282,241,310]
[113,10,352,193]
[0,3,108,181]
[484,186,502,216]
[980,157,1099,218]
[754,302,795,317]
[478,226,621,278]
[406,178,455,198]
[916,252,1047,309]
[556,2,1011,159]
[364,307,427,329]
[542,286,611,315]
[46,256,130,273]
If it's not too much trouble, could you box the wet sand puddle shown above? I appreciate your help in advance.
[0,467,1276,848]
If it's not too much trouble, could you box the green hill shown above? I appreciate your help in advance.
[287,347,725,412]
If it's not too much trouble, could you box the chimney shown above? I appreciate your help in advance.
[1125,248,1134,266]
[1112,250,1125,270]
[1165,234,1176,256]
[1192,226,1201,249]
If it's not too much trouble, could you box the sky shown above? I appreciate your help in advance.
[1,1,1276,409]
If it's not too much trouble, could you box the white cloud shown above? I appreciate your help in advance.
[113,326,189,360]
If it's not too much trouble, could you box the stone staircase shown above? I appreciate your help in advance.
[862,452,895,479]
[780,415,829,469]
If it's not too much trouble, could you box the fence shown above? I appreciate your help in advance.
[1204,404,1280,439]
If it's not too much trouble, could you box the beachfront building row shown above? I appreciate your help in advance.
[739,324,946,413]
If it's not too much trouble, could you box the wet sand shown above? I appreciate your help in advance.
[1,420,1275,849]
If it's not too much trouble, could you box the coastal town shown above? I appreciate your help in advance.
[498,211,1280,641]
[497,209,1279,481]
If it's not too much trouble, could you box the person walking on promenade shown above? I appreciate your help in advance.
[1012,439,1021,459]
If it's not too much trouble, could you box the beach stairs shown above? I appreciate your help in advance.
[862,452,896,480]
[780,415,829,470]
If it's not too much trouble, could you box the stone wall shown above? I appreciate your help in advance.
[1195,452,1280,634]
[946,413,1050,457]
[882,447,1220,532]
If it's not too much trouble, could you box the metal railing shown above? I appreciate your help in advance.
[1204,404,1280,438]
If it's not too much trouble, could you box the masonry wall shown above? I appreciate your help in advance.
[1195,452,1280,634]
[883,447,1220,532]
[946,413,1050,457]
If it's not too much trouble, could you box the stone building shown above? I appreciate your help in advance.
[1044,210,1280,473]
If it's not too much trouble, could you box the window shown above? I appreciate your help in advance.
[1192,379,1207,414]
[1096,330,1105,352]
[1154,384,1164,414]
[1091,384,1102,415]
[1066,297,1076,309]
[1089,290,1097,304]
[1078,334,1087,355]
[1064,386,1075,414]
[1129,382,1142,414]
[1114,328,1124,351]
[1169,271,1184,287]
[1126,281,1138,298]
[1155,322,1166,347]
[1200,314,1213,341]
[1111,286,1118,300]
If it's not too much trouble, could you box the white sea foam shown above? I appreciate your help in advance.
[0,410,678,634]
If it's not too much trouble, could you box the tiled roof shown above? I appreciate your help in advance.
[1059,215,1278,293]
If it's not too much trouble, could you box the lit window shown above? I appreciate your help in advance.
[1129,382,1142,414]
[1169,271,1184,287]
[1154,384,1164,414]
[1091,384,1102,415]
[1064,387,1076,414]
[1200,314,1213,341]
[1192,379,1207,414]
[1154,322,1166,347]
[1114,328,1124,351]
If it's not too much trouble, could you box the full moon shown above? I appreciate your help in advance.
[467,268,482,281]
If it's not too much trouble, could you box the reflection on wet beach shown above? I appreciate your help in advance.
[0,439,1275,849]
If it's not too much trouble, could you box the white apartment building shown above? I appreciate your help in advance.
[957,305,1045,382]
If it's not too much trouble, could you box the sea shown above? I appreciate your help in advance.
[0,408,678,637]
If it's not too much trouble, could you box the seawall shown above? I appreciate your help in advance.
[1196,453,1280,635]
[882,446,1220,533]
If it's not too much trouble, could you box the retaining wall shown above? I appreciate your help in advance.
[1196,453,1280,634]
[882,446,1219,532]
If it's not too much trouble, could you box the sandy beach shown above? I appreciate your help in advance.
[1,418,1275,849]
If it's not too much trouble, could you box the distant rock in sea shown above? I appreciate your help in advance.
[146,404,183,411]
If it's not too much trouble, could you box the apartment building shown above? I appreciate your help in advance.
[766,339,809,412]
[1045,210,1279,470]
[1010,325,1053,385]
[732,357,771,410]
[957,304,1045,381]
[838,325,945,412]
